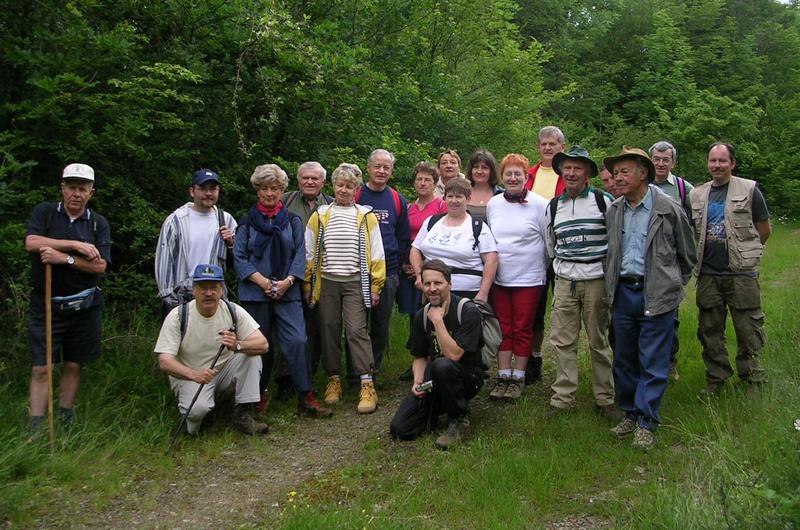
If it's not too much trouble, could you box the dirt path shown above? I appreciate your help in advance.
[41,388,404,529]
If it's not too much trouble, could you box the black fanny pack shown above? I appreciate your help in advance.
[51,287,99,312]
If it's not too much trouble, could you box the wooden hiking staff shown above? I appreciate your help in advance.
[45,263,55,450]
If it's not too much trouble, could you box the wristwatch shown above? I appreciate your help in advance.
[66,255,75,266]
[236,342,243,352]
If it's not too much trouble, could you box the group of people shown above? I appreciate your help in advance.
[24,126,771,452]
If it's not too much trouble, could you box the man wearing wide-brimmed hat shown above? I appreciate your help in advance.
[543,146,620,421]
[602,146,696,451]
[25,163,111,435]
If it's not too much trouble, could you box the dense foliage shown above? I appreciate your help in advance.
[2,0,799,317]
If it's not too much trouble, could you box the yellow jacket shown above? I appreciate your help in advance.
[304,203,386,307]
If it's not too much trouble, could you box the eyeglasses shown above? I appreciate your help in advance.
[651,157,673,164]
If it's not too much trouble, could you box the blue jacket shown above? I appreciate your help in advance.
[233,210,306,302]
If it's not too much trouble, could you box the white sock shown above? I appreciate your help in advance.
[360,374,373,382]
[512,369,526,380]
[498,369,512,378]
[531,351,543,358]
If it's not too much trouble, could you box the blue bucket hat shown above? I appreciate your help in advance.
[192,264,224,283]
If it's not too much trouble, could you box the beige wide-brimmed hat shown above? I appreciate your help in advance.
[602,146,656,182]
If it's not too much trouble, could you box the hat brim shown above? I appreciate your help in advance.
[553,152,599,178]
[602,153,656,183]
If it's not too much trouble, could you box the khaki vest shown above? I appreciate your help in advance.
[690,175,763,274]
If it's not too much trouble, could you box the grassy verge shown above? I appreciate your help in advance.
[275,223,800,529]
[1,224,798,528]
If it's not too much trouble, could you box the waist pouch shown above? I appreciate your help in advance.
[51,287,99,313]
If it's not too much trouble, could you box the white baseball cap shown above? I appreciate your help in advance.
[62,163,95,182]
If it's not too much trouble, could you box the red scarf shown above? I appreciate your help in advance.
[257,200,283,217]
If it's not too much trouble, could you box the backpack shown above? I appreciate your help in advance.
[355,186,403,217]
[179,298,238,345]
[426,213,484,251]
[423,297,501,370]
[549,188,608,228]
[675,175,687,207]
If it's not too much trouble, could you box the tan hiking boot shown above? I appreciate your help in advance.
[610,416,637,438]
[232,403,269,435]
[357,380,378,414]
[503,378,524,402]
[631,426,656,451]
[489,375,510,401]
[324,376,343,405]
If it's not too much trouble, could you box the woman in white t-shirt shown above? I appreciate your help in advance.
[486,153,549,403]
[410,177,498,301]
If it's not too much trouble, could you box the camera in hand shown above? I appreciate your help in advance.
[415,380,434,393]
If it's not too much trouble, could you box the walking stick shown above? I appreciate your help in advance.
[165,343,226,455]
[45,263,55,451]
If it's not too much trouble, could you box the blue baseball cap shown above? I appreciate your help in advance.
[192,264,225,283]
[192,168,220,187]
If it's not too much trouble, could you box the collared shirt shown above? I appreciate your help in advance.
[283,191,332,227]
[653,172,693,211]
[620,187,652,277]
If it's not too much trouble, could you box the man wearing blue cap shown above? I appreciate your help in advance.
[25,163,111,435]
[155,264,269,435]
[155,169,237,319]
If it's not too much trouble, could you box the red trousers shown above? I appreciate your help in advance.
[491,285,546,356]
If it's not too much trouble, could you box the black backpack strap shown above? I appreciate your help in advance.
[217,206,225,229]
[593,189,607,215]
[426,213,447,231]
[222,298,238,332]
[549,197,559,227]
[470,217,483,251]
[179,302,188,343]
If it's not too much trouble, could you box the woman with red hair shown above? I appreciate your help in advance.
[485,153,549,402]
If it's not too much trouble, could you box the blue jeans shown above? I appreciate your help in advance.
[242,300,311,394]
[611,282,675,431]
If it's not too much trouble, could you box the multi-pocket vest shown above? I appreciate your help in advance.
[690,175,763,274]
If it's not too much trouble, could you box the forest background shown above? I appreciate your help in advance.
[2,0,800,319]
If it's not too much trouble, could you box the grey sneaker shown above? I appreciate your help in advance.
[610,416,637,437]
[503,378,524,402]
[435,416,471,450]
[489,376,510,401]
[631,426,656,451]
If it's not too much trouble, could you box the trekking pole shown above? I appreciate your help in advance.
[165,343,226,455]
[45,263,55,451]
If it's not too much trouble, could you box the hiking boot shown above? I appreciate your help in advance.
[631,426,656,451]
[256,391,270,414]
[669,360,680,381]
[503,378,524,402]
[435,416,471,450]
[525,356,543,385]
[324,376,343,405]
[489,375,510,400]
[610,417,637,438]
[357,380,378,414]
[595,404,624,422]
[232,403,270,435]
[398,366,413,381]
[27,415,45,439]
[699,381,724,397]
[298,390,333,418]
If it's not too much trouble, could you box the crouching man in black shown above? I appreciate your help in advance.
[390,259,484,450]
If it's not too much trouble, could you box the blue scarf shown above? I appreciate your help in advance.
[244,204,290,279]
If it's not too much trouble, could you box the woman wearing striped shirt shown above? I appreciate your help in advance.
[304,163,386,414]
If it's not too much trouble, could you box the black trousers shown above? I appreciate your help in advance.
[390,357,483,440]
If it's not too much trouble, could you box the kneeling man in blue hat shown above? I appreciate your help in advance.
[155,264,269,435]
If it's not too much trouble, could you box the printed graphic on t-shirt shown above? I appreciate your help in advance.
[706,201,726,243]
[427,229,465,247]
[373,209,390,224]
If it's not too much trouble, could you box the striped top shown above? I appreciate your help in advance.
[322,205,360,276]
[545,187,612,280]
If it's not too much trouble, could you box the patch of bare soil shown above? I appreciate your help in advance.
[37,386,404,529]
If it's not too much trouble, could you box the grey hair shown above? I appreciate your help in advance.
[367,148,396,166]
[297,161,327,181]
[250,164,289,191]
[649,141,677,160]
[331,163,363,187]
[538,125,565,144]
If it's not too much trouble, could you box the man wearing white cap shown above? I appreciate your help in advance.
[25,163,111,435]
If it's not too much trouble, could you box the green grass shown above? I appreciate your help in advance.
[1,224,799,528]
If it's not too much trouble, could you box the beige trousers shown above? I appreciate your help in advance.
[549,277,615,408]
